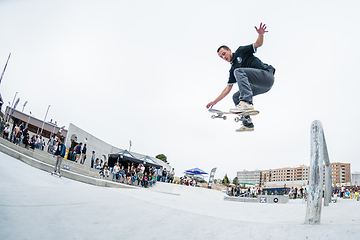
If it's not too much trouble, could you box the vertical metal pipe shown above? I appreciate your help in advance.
[323,135,332,206]
[40,105,50,135]
[305,120,324,224]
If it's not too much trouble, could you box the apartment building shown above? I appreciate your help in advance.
[269,165,309,182]
[327,162,351,184]
[239,163,351,187]
[236,170,261,186]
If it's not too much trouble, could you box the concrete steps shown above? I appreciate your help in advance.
[0,137,133,189]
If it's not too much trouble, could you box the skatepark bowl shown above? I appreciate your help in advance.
[0,139,359,240]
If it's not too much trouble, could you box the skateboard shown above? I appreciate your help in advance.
[208,108,259,122]
[51,172,61,178]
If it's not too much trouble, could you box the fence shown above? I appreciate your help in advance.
[305,120,332,224]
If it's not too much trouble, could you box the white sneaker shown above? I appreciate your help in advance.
[230,101,254,113]
[236,125,254,132]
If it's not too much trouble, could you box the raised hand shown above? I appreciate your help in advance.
[255,23,268,35]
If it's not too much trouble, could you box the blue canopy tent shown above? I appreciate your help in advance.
[184,167,208,176]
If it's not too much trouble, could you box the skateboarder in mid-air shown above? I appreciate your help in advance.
[206,23,275,132]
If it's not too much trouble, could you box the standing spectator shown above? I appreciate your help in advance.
[140,164,145,174]
[162,168,167,182]
[52,138,66,176]
[0,117,4,135]
[168,168,175,183]
[304,188,308,199]
[300,188,304,199]
[157,167,163,181]
[90,151,95,168]
[75,142,82,163]
[341,185,345,198]
[23,131,29,148]
[47,136,55,153]
[80,143,87,164]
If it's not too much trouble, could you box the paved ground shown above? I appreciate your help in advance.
[0,151,359,240]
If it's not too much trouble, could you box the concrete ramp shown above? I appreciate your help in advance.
[148,182,225,200]
[1,147,360,240]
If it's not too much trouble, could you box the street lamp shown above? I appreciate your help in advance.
[6,92,18,122]
[40,105,50,135]
[22,101,28,112]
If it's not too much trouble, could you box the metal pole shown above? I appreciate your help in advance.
[40,105,50,135]
[25,114,31,129]
[305,120,332,224]
[6,92,18,122]
[305,120,324,225]
[0,53,11,85]
[323,134,332,206]
[22,101,28,112]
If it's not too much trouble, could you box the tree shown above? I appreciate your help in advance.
[155,154,170,164]
[222,174,230,185]
[233,176,239,185]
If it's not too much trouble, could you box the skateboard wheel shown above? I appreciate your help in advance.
[211,115,216,119]
[235,117,240,122]
[223,116,227,120]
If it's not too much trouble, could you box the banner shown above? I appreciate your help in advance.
[207,167,217,188]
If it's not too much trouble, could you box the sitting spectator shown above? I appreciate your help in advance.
[103,162,109,177]
[99,162,109,177]
[131,169,137,185]
[149,173,156,187]
[29,135,36,150]
[119,166,126,183]
[112,162,120,181]
[137,170,143,186]
[126,167,132,184]
[3,123,10,140]
[142,172,149,188]
[94,158,101,169]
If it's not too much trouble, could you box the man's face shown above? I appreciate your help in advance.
[218,47,232,62]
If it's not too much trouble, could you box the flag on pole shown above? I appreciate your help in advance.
[0,53,11,85]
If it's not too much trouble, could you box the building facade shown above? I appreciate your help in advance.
[236,170,261,186]
[242,163,352,187]
[328,162,351,184]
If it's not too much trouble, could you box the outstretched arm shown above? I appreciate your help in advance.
[254,23,268,49]
[206,84,233,109]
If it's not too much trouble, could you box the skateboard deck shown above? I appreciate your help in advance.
[209,108,259,122]
[51,172,61,178]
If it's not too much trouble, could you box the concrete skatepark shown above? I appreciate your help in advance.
[0,142,359,240]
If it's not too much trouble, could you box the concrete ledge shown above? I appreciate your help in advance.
[0,137,133,189]
[224,195,289,204]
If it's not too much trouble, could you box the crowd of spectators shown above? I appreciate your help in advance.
[179,176,198,186]
[334,185,360,199]
[1,120,49,151]
[105,163,176,188]
[1,118,178,189]
[225,185,360,201]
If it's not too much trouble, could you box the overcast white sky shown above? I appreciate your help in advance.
[1,0,359,180]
